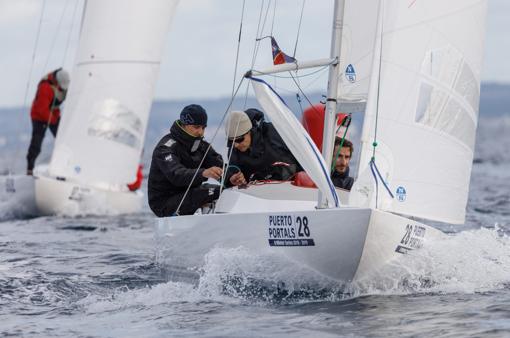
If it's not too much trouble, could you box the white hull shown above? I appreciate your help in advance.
[156,184,444,283]
[34,174,143,216]
[0,175,38,216]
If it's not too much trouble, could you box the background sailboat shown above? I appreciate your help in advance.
[2,0,179,216]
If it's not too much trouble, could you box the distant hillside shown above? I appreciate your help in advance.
[0,83,508,173]
[479,83,510,116]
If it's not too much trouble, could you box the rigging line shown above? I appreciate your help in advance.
[268,0,279,92]
[296,93,304,115]
[219,117,241,195]
[12,0,48,175]
[43,1,71,72]
[289,71,323,111]
[371,159,394,198]
[369,160,379,209]
[268,0,277,94]
[62,0,81,66]
[270,0,277,36]
[299,66,330,89]
[231,0,246,99]
[252,0,272,67]
[21,0,47,112]
[292,0,306,58]
[372,0,384,160]
[251,0,270,68]
[289,70,329,141]
[21,1,47,111]
[243,0,267,108]
[175,77,246,216]
[260,0,272,46]
[252,0,266,63]
[290,0,306,93]
[260,63,331,79]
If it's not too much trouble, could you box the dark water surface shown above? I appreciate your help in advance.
[1,116,510,337]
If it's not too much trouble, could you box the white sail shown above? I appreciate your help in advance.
[250,78,339,207]
[356,0,488,224]
[49,0,178,189]
[336,0,380,113]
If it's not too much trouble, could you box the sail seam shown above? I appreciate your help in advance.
[76,60,160,66]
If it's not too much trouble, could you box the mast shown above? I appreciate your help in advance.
[318,0,345,208]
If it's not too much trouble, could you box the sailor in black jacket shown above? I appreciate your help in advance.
[331,137,354,191]
[148,104,224,216]
[225,109,302,185]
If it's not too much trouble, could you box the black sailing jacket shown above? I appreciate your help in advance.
[148,121,223,214]
[331,166,354,191]
[226,122,301,184]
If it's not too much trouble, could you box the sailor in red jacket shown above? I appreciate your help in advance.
[26,68,70,175]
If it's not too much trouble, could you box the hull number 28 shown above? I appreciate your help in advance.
[395,224,426,254]
[268,215,315,247]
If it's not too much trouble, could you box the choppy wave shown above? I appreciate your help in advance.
[351,226,510,296]
[76,225,510,312]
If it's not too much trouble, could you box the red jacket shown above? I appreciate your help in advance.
[128,165,144,191]
[30,72,66,124]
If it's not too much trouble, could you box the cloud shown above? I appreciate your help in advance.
[0,0,40,26]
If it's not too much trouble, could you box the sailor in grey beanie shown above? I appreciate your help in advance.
[226,110,252,140]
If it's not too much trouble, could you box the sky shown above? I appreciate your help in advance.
[0,0,508,108]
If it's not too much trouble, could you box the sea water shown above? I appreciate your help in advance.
[1,116,509,337]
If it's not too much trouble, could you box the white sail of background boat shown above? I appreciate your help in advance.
[157,0,488,283]
[1,0,178,216]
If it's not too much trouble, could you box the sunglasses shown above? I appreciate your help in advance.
[227,133,246,146]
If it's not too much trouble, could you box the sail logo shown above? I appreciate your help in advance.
[396,186,406,202]
[345,64,356,83]
[164,139,175,148]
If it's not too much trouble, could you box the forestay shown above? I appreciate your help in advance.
[356,0,488,224]
[250,78,339,207]
[49,0,178,189]
[337,0,380,113]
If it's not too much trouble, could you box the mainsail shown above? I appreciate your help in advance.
[356,0,488,223]
[49,0,178,189]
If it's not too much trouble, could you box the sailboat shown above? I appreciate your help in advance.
[156,0,488,283]
[1,0,178,216]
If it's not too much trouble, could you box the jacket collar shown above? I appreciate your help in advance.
[169,120,203,152]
